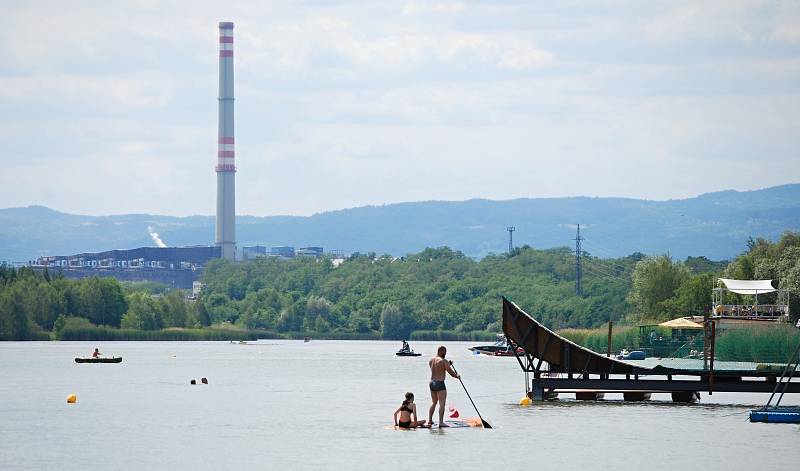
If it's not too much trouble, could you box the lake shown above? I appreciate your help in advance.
[1,340,798,470]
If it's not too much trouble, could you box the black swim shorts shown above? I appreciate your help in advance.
[429,380,446,392]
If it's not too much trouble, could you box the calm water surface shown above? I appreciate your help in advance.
[1,341,799,470]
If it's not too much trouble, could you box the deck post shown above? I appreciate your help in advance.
[709,320,716,395]
[531,382,545,401]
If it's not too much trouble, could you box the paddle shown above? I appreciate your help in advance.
[450,363,492,429]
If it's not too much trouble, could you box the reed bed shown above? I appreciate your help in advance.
[559,325,640,353]
[58,326,280,341]
[409,330,496,342]
[715,324,800,364]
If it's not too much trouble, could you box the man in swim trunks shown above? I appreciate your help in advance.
[428,345,460,427]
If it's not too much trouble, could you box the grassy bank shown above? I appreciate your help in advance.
[284,331,382,341]
[57,326,282,341]
[47,325,494,342]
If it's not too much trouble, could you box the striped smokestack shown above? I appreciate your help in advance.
[215,21,236,261]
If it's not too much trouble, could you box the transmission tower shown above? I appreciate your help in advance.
[507,226,515,254]
[574,224,584,295]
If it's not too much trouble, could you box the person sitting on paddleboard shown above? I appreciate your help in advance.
[394,392,428,429]
[428,346,460,428]
[92,348,101,358]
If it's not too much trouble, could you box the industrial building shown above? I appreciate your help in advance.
[36,246,221,269]
[297,246,324,257]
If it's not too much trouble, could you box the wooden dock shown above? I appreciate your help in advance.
[501,297,800,402]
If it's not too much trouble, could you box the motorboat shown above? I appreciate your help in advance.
[469,335,524,356]
[396,350,422,357]
[396,342,421,356]
[616,349,646,360]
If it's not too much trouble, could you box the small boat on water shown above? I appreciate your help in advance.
[75,357,122,364]
[492,348,523,357]
[469,335,524,356]
[616,350,646,360]
[303,337,311,343]
[396,341,421,356]
[396,350,422,357]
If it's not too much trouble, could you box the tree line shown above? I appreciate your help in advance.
[1,232,797,341]
[0,267,209,340]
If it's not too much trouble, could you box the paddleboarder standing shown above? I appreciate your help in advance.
[428,346,460,427]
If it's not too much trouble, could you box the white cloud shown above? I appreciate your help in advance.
[0,0,798,216]
[0,72,177,110]
[402,1,465,16]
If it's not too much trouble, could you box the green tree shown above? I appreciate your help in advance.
[380,303,416,339]
[661,273,715,316]
[78,277,128,327]
[122,292,163,330]
[628,255,690,320]
[0,290,32,340]
[159,290,188,328]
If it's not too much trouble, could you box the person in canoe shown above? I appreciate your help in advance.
[393,392,428,429]
[428,346,460,427]
[92,348,101,359]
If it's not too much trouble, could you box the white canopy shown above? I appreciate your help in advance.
[718,278,776,295]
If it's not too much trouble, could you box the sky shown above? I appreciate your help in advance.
[0,0,798,217]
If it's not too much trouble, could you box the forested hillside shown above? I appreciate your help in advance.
[1,233,798,342]
[2,184,799,262]
[199,247,635,338]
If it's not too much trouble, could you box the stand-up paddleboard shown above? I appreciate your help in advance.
[388,418,484,431]
[386,417,483,431]
[441,417,483,428]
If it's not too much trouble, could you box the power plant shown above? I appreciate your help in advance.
[216,21,237,261]
[24,22,334,288]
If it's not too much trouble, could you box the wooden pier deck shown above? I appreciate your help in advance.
[501,297,799,401]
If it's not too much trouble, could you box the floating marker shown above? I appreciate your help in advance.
[67,394,77,404]
[519,396,532,406]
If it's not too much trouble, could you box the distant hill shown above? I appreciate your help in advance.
[2,184,799,262]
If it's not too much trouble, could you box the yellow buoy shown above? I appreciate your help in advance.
[66,394,77,404]
[519,396,532,406]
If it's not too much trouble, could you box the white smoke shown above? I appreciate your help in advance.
[147,226,167,248]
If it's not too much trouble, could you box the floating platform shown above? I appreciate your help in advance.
[501,297,800,401]
[750,408,800,423]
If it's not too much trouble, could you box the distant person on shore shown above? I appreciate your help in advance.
[428,346,460,427]
[393,392,427,429]
[92,348,101,358]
